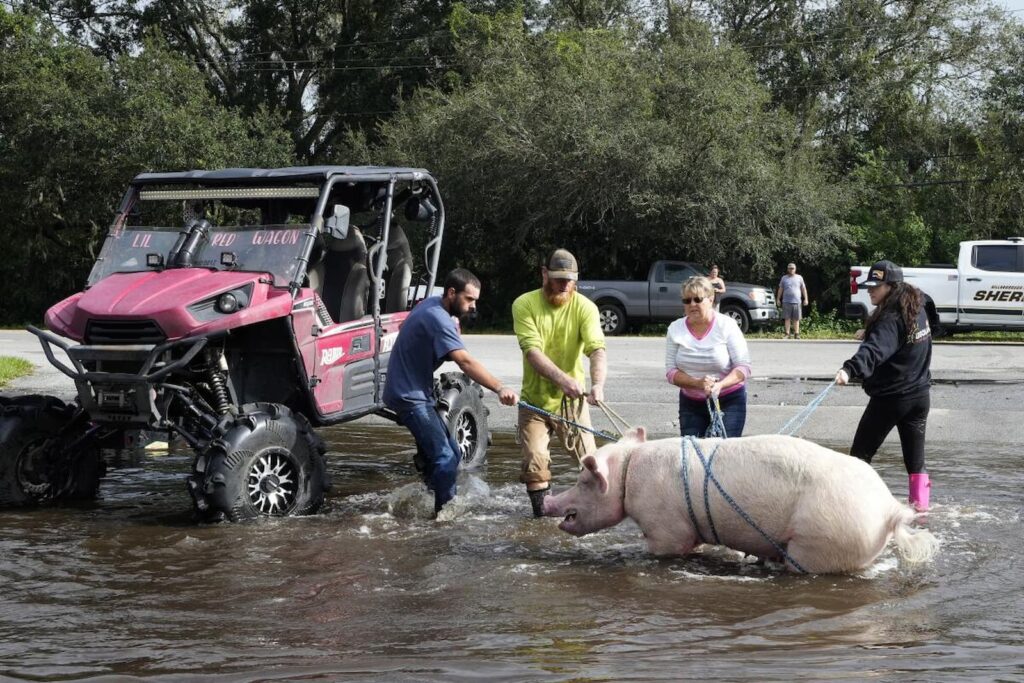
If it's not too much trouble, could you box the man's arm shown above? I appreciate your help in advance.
[801,279,809,305]
[524,348,585,399]
[587,347,607,404]
[448,348,519,406]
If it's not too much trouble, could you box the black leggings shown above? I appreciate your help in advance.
[850,392,929,475]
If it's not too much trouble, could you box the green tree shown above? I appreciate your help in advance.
[0,8,294,322]
[23,0,524,160]
[369,13,846,319]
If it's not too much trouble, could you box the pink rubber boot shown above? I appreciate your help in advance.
[909,473,931,512]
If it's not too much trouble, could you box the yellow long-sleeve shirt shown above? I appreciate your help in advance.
[512,290,606,413]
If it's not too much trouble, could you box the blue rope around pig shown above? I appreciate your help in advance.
[680,436,809,574]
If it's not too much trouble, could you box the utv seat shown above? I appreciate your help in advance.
[384,224,413,313]
[320,227,370,323]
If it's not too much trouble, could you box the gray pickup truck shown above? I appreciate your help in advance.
[577,260,779,334]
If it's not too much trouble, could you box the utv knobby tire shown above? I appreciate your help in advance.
[189,404,329,521]
[0,395,103,507]
[435,373,490,470]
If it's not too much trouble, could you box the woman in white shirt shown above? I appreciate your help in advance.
[665,276,752,437]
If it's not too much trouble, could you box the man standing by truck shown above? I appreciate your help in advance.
[777,263,809,338]
[513,249,608,517]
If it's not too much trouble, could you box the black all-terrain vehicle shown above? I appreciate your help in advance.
[0,166,490,520]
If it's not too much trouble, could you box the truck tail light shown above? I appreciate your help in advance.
[849,268,862,295]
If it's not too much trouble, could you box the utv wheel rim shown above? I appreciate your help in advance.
[17,439,55,496]
[453,411,478,460]
[247,449,298,515]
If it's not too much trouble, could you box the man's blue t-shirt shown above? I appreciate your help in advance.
[383,297,465,410]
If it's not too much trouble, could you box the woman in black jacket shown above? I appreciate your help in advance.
[835,260,933,511]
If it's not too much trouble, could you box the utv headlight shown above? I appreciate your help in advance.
[217,292,240,313]
[188,284,253,322]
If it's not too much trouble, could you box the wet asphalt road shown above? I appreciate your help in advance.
[2,329,1023,447]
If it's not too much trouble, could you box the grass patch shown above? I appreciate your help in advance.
[0,356,33,387]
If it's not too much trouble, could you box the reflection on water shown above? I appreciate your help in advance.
[0,425,1021,680]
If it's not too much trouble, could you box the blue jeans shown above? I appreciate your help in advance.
[397,404,461,512]
[678,386,747,438]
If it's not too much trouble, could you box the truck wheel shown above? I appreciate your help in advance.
[435,372,490,470]
[597,302,627,335]
[721,304,751,333]
[926,304,947,338]
[188,403,329,521]
[0,395,104,507]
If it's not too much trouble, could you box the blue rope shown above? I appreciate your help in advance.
[702,445,721,544]
[705,397,728,438]
[681,436,809,574]
[516,400,620,442]
[777,380,836,436]
[680,444,707,545]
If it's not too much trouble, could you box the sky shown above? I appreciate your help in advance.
[997,0,1024,17]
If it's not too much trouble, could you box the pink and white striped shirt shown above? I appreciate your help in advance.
[665,313,752,400]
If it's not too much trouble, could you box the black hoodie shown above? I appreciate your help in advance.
[842,306,932,398]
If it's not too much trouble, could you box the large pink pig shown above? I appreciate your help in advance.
[543,428,938,574]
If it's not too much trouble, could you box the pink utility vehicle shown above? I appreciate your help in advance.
[1,167,489,520]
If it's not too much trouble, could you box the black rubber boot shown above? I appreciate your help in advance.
[528,486,550,518]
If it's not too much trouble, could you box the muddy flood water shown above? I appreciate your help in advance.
[1,424,1022,681]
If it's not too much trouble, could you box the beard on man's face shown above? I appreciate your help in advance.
[543,280,575,307]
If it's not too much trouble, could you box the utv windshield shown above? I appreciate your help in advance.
[88,187,316,287]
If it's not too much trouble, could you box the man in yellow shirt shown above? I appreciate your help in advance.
[512,249,608,516]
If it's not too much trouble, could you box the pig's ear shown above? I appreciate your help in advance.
[624,426,647,443]
[582,454,610,495]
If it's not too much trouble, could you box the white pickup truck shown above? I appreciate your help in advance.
[845,237,1024,335]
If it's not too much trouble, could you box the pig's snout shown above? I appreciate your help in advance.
[541,493,560,517]
[541,490,574,519]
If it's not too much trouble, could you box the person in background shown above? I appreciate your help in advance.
[708,264,726,312]
[776,263,809,339]
[835,260,933,512]
[513,248,607,517]
[665,275,752,437]
[383,268,518,516]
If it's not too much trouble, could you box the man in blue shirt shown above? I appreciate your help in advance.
[384,268,518,514]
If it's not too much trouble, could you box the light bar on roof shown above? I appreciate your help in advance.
[138,187,320,201]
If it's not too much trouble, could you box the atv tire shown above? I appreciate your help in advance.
[188,403,329,521]
[435,372,490,470]
[0,395,104,507]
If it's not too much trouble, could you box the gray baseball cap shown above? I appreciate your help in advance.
[546,249,579,280]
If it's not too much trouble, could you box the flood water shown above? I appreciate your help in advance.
[1,424,1022,681]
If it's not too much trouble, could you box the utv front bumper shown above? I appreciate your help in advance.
[28,326,208,426]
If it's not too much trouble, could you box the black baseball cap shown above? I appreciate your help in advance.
[862,260,903,287]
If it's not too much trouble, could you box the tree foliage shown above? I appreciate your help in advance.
[0,8,294,321]
[1,0,1021,323]
[369,14,845,316]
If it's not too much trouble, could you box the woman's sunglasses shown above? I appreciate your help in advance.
[682,296,705,305]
